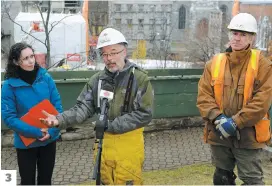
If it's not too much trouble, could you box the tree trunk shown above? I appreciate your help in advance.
[44,1,51,67]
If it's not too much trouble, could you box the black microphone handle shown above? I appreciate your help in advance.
[100,98,109,116]
[102,82,114,92]
[95,98,109,139]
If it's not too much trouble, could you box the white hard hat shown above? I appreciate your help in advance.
[96,28,128,49]
[227,13,257,33]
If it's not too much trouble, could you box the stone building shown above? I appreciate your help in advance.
[170,0,233,61]
[106,0,233,61]
[107,1,173,60]
[3,0,271,64]
[240,0,272,51]
[0,0,234,63]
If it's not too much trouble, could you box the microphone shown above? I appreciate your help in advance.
[92,83,115,183]
[99,84,114,115]
[95,84,114,139]
[100,90,114,101]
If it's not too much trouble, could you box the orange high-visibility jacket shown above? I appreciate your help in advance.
[211,49,271,143]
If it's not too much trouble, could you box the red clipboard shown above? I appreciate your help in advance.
[20,99,59,146]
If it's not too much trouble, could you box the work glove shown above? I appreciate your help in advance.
[214,114,227,123]
[214,117,237,138]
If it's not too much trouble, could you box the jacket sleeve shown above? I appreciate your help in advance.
[56,78,96,129]
[48,128,59,139]
[233,56,272,129]
[47,74,62,138]
[197,61,222,122]
[107,75,153,134]
[1,83,43,138]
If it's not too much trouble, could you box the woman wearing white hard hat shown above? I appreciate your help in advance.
[197,13,272,185]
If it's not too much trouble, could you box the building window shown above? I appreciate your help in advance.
[115,19,121,26]
[196,18,209,38]
[161,5,167,12]
[220,5,227,23]
[149,32,156,41]
[179,5,186,29]
[139,19,144,30]
[149,19,156,30]
[127,4,133,11]
[162,17,167,25]
[69,9,77,13]
[138,4,144,12]
[150,5,155,12]
[65,1,80,7]
[115,4,121,12]
[127,19,132,28]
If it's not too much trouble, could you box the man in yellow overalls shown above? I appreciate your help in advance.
[197,13,272,185]
[41,28,154,185]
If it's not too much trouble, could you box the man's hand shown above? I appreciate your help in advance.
[214,117,237,138]
[40,110,59,127]
[38,128,50,141]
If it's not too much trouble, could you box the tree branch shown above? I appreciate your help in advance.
[2,1,45,45]
[48,14,73,35]
[36,2,48,46]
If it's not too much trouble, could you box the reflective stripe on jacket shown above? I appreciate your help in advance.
[211,49,271,144]
[197,47,272,149]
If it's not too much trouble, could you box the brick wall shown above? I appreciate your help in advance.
[240,4,272,19]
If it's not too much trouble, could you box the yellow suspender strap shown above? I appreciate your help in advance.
[212,49,262,113]
[243,49,260,106]
[243,50,268,118]
[211,54,227,112]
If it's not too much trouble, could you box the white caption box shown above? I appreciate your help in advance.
[0,170,17,186]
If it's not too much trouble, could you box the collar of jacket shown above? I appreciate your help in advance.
[226,45,252,65]
[100,59,137,80]
[7,67,47,87]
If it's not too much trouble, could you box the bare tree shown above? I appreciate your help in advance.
[186,36,219,63]
[185,12,223,63]
[2,1,50,64]
[1,0,77,69]
[256,16,272,54]
[1,1,21,54]
[148,8,176,68]
[88,1,108,65]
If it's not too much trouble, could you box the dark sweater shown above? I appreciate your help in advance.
[18,67,39,85]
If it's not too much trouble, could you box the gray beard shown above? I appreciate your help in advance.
[106,66,118,73]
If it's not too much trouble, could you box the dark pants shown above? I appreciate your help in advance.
[211,145,264,185]
[16,141,56,185]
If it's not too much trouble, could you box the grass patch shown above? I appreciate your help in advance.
[80,162,272,185]
[143,163,214,185]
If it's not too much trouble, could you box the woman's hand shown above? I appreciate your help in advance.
[38,128,50,141]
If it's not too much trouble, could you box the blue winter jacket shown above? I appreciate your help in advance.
[1,68,63,149]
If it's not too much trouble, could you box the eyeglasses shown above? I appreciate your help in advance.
[101,48,125,58]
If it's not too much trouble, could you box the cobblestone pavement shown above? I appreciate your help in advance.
[1,127,212,185]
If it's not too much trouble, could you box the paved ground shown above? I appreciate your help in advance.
[2,127,271,185]
[1,127,212,185]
